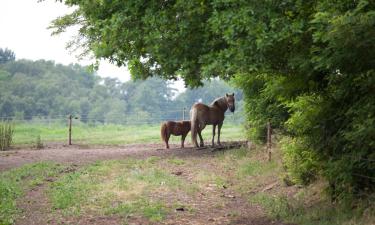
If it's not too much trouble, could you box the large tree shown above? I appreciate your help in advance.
[51,0,375,197]
[50,1,374,85]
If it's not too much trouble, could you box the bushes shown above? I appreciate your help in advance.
[234,73,290,143]
[281,137,319,185]
[236,70,375,199]
[315,72,375,198]
[0,121,14,151]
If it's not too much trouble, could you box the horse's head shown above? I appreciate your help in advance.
[225,93,235,112]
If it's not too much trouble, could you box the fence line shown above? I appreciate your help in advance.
[0,110,244,125]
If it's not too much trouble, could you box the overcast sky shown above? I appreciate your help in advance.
[0,0,185,91]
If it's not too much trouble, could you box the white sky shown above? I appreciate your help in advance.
[0,0,185,91]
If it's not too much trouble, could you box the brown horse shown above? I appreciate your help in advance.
[161,120,191,149]
[190,93,235,148]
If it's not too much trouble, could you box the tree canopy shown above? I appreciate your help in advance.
[51,0,374,86]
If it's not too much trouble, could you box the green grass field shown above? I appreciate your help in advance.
[12,122,245,147]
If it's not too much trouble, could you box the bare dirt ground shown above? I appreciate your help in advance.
[0,143,228,172]
[1,143,294,225]
[0,142,247,172]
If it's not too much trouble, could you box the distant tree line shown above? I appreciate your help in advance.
[0,49,242,124]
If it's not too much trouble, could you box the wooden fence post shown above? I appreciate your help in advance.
[68,115,72,145]
[182,107,186,120]
[267,119,272,161]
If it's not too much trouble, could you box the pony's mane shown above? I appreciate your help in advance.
[210,96,227,111]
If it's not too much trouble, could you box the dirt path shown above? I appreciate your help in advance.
[1,143,293,225]
[0,143,215,172]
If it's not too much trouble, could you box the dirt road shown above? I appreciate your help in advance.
[0,143,208,171]
[1,143,293,225]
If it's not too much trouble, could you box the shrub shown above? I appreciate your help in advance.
[281,137,319,185]
[0,121,14,151]
[35,135,44,149]
[234,73,290,143]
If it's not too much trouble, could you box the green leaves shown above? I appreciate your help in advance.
[50,0,375,199]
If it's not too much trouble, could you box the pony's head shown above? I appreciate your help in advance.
[225,93,235,112]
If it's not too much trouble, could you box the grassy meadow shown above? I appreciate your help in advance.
[12,122,245,147]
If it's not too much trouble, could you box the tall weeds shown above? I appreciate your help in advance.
[0,121,14,150]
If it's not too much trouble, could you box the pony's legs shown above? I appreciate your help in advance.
[166,133,170,149]
[217,122,223,146]
[198,131,204,147]
[181,133,187,148]
[212,124,216,146]
[198,123,206,147]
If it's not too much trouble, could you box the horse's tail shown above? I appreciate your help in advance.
[161,122,168,143]
[190,107,199,147]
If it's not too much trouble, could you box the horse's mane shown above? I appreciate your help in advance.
[210,96,227,112]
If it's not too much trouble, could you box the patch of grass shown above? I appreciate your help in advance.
[13,123,244,146]
[106,198,167,222]
[194,170,229,189]
[48,158,193,223]
[167,157,186,165]
[237,160,278,177]
[250,193,293,220]
[49,171,92,212]
[0,162,63,225]
[140,200,167,222]
[217,147,250,161]
[250,192,375,225]
[145,156,160,164]
[200,123,245,142]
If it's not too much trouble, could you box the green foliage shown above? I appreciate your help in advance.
[233,73,290,142]
[37,0,375,199]
[0,48,15,64]
[0,58,242,125]
[0,121,14,151]
[281,137,319,185]
[0,58,177,123]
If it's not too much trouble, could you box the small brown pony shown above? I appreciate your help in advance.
[161,120,191,149]
[190,93,235,148]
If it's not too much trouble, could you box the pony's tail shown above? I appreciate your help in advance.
[161,122,168,143]
[190,108,199,147]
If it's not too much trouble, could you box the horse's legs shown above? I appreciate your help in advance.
[166,133,170,149]
[181,133,187,148]
[198,130,204,147]
[217,122,223,146]
[212,124,216,147]
[198,123,206,147]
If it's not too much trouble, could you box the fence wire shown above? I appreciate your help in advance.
[0,108,244,125]
[0,108,245,149]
